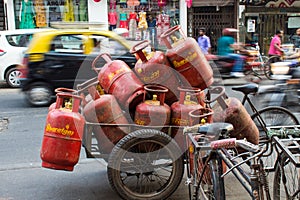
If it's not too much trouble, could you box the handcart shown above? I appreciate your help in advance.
[83,123,186,200]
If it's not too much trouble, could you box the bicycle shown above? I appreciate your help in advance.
[266,125,300,200]
[184,122,270,200]
[230,83,299,171]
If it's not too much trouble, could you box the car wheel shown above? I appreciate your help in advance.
[26,82,53,107]
[6,67,21,88]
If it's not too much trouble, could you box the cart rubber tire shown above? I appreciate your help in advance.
[107,129,184,200]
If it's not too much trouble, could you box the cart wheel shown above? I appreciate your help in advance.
[264,56,282,79]
[107,129,184,200]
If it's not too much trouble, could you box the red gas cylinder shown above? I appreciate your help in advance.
[134,85,171,129]
[187,107,214,175]
[93,53,145,115]
[170,87,205,150]
[130,40,182,105]
[210,86,259,146]
[160,25,214,90]
[48,88,77,111]
[82,82,129,154]
[40,92,85,171]
[189,108,214,125]
[76,76,105,107]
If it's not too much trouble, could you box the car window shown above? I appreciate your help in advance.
[50,35,84,53]
[6,34,33,47]
[90,35,128,56]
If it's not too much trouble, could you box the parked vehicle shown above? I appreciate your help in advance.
[0,29,48,87]
[19,29,137,106]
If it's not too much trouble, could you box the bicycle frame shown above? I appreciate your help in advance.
[185,129,271,200]
[218,148,270,200]
[240,91,268,134]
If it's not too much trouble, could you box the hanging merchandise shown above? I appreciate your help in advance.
[127,0,140,6]
[156,13,170,44]
[128,11,138,39]
[138,11,148,40]
[108,10,118,31]
[79,0,88,21]
[34,0,47,27]
[119,0,127,7]
[140,0,147,5]
[110,0,116,9]
[119,11,128,29]
[157,0,167,7]
[19,0,36,29]
[137,11,148,30]
[160,25,214,90]
[63,0,75,22]
[186,0,192,8]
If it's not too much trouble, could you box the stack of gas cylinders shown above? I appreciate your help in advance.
[40,25,258,172]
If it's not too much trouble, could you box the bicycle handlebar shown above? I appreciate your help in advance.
[210,138,260,152]
[188,133,260,153]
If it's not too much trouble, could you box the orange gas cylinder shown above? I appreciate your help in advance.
[76,76,104,107]
[77,78,129,154]
[82,89,129,154]
[93,53,145,114]
[134,85,171,129]
[170,87,205,150]
[160,25,214,90]
[210,86,259,146]
[48,88,77,111]
[130,40,182,105]
[40,92,85,171]
[187,108,214,175]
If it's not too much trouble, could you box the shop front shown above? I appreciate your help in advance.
[4,0,188,47]
[107,0,182,49]
[5,0,108,30]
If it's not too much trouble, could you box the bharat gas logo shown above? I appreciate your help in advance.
[46,123,74,136]
[172,52,197,68]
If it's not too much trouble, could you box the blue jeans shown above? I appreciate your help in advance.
[227,53,244,72]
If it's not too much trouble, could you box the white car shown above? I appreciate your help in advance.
[0,29,47,87]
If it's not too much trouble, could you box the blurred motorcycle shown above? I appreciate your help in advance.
[256,59,300,108]
[206,46,266,81]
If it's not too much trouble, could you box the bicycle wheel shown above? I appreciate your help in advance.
[264,56,282,80]
[261,55,269,63]
[273,154,300,199]
[107,129,184,200]
[251,106,299,171]
[196,153,225,200]
[251,106,299,138]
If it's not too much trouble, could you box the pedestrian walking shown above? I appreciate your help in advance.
[197,27,211,54]
[268,30,284,57]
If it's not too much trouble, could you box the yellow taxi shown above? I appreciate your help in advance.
[19,29,137,106]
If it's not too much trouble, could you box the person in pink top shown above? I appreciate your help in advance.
[268,30,284,57]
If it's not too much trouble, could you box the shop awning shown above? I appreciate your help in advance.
[192,0,235,7]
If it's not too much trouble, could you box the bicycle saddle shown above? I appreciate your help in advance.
[198,122,234,140]
[231,83,258,95]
